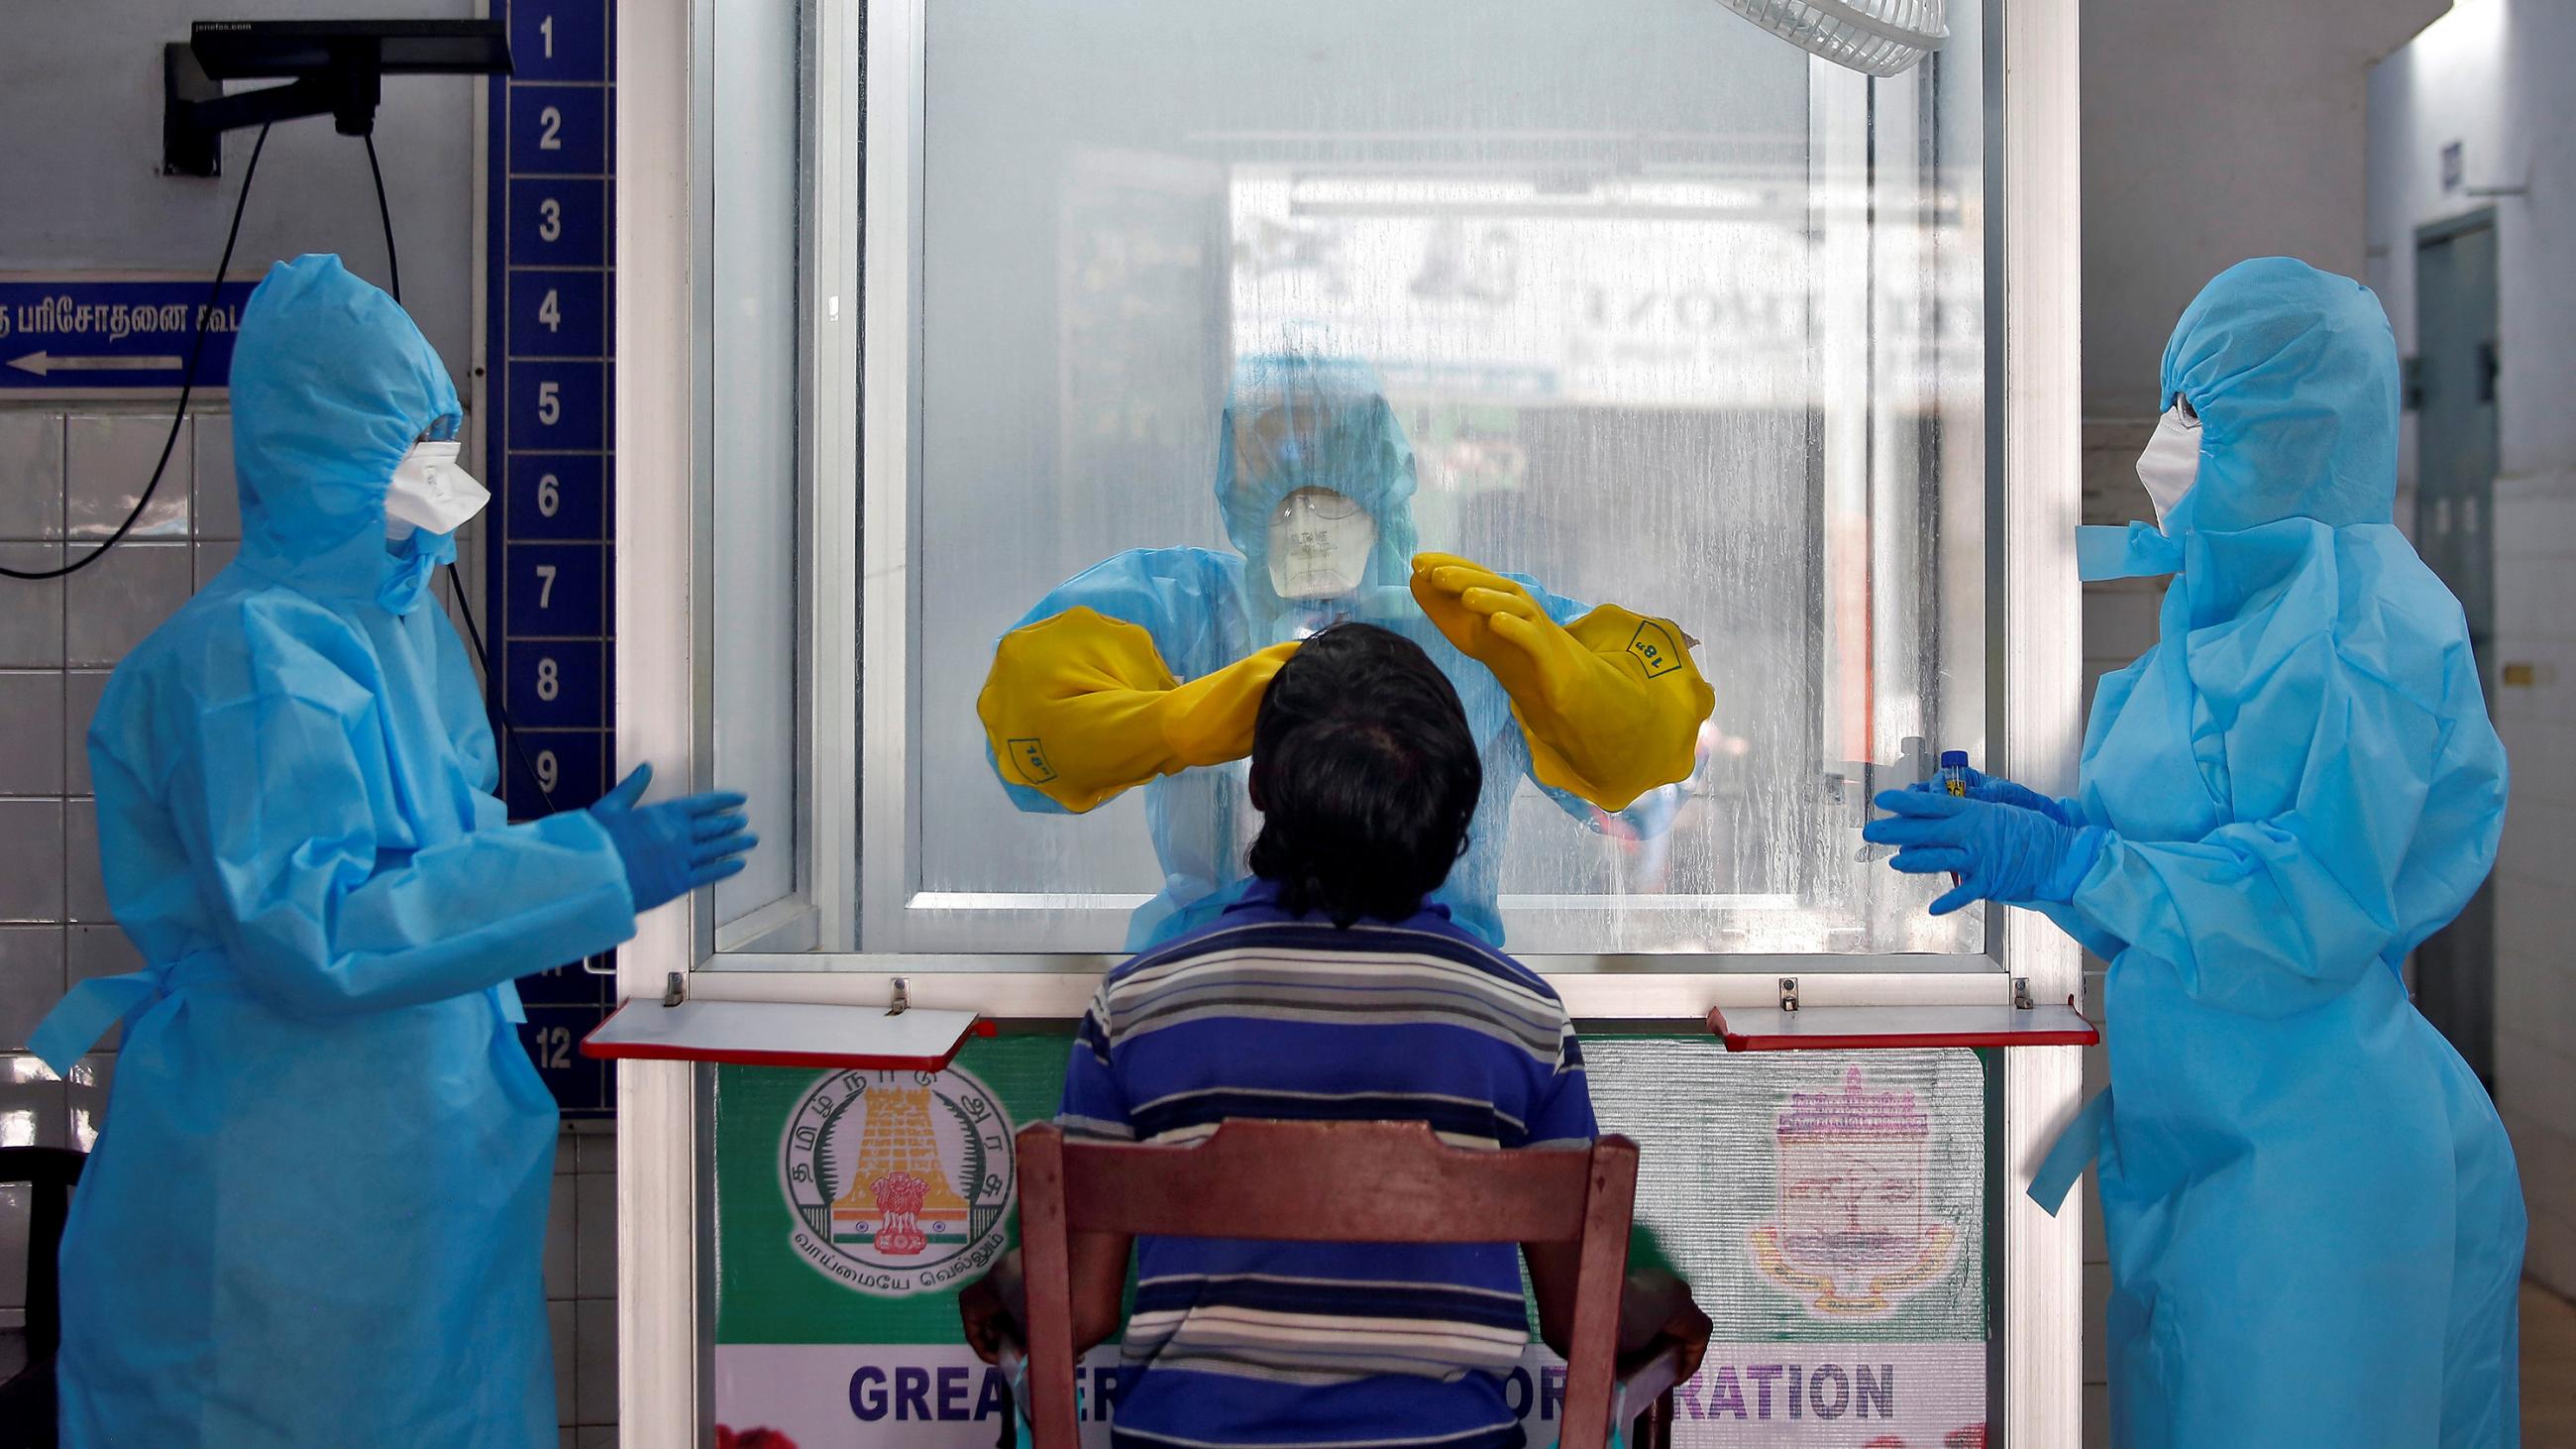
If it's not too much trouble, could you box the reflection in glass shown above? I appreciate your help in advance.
[891,0,1988,955]
[706,0,804,925]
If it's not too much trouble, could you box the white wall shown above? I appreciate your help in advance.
[2371,0,2576,1300]
[2083,0,2443,414]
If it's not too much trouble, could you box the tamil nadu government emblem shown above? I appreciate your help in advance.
[1749,1066,1960,1318]
[779,1065,1015,1296]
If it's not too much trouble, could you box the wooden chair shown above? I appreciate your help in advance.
[1014,1119,1685,1449]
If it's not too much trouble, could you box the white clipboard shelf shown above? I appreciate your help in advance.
[1710,1001,2097,1053]
[582,997,994,1072]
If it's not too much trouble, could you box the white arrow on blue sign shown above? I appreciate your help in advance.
[8,352,190,377]
[0,276,260,397]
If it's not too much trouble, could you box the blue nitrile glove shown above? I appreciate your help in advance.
[1865,789,2104,916]
[589,763,758,913]
[1907,765,2082,827]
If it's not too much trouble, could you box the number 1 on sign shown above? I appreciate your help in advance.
[539,14,554,58]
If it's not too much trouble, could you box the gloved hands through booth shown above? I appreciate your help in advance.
[1409,552,1714,812]
[588,763,758,914]
[978,606,1299,814]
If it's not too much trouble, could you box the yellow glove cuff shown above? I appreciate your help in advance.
[979,611,1296,814]
[978,609,1180,813]
[1513,605,1715,812]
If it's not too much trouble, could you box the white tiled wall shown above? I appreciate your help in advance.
[559,1124,621,1444]
[2488,459,2576,1299]
[0,406,606,1438]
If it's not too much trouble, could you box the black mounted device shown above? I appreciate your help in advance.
[163,19,512,176]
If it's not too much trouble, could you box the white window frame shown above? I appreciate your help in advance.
[789,5,2005,967]
[612,0,2083,1439]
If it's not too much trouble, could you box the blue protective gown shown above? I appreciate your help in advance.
[31,255,639,1447]
[988,355,1651,948]
[2031,259,2522,1447]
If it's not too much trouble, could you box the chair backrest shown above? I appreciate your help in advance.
[1015,1119,1639,1449]
[0,1147,86,1362]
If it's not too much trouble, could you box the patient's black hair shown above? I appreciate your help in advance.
[1245,622,1480,928]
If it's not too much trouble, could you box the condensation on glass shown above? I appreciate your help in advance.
[721,0,1994,959]
[701,0,806,928]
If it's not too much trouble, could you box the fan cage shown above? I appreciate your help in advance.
[1717,0,1948,77]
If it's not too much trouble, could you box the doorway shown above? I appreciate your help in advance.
[2413,210,2500,1086]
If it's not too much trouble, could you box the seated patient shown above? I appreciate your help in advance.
[962,622,1709,1447]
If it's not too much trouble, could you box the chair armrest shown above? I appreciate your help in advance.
[1612,1341,1686,1423]
[992,1338,1025,1449]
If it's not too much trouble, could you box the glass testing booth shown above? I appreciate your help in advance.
[595,0,2088,1441]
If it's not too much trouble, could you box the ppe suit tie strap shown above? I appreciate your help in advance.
[32,970,160,1077]
[2077,523,2186,582]
[1000,1345,1085,1447]
[2028,1088,2111,1215]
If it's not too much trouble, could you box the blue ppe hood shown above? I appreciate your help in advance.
[1213,353,1422,625]
[2158,256,2401,534]
[229,254,461,613]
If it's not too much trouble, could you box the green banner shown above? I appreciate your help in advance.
[715,1033,1987,1348]
[716,1032,1072,1345]
[712,1034,1992,1444]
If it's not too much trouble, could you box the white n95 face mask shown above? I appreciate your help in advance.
[2135,398,2202,527]
[384,440,490,540]
[1267,487,1377,601]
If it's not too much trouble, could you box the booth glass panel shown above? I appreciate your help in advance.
[711,0,1996,961]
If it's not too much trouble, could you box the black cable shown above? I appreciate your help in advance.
[361,133,562,818]
[362,135,401,309]
[2,125,271,581]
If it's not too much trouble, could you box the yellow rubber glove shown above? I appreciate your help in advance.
[978,607,1299,814]
[1410,552,1715,812]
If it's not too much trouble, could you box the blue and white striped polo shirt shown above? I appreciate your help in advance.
[1059,879,1596,1448]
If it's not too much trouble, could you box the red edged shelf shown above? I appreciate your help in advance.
[582,998,995,1072]
[1710,1002,2097,1052]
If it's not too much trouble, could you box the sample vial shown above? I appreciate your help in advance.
[1939,750,1972,885]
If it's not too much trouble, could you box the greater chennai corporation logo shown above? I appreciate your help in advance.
[780,1065,1015,1296]
[1748,1066,1960,1319]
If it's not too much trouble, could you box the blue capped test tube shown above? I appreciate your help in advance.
[1939,751,1972,884]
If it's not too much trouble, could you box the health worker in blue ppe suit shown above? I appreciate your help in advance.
[30,254,757,1448]
[1866,258,2520,1446]
[977,353,1714,948]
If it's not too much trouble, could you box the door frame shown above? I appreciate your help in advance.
[2408,205,2501,1082]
